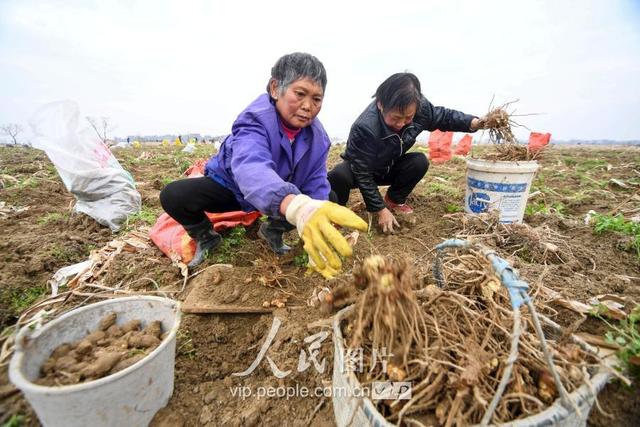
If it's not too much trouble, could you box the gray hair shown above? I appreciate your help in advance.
[266,52,327,96]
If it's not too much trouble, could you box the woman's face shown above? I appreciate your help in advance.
[270,78,324,129]
[378,102,417,133]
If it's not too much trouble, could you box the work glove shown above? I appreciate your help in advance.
[285,195,368,279]
[306,259,340,280]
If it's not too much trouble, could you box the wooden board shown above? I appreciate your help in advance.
[181,270,274,313]
[181,303,273,314]
[180,265,294,314]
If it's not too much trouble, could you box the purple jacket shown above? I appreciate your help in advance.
[205,94,331,217]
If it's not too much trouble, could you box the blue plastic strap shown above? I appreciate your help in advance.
[435,239,470,251]
[488,255,529,309]
[433,238,530,310]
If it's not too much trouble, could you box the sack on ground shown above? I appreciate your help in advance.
[428,130,453,164]
[528,131,551,153]
[30,100,141,231]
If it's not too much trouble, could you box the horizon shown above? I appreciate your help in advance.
[1,1,640,144]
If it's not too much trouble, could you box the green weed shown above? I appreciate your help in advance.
[214,226,247,263]
[425,182,462,198]
[445,203,463,213]
[448,156,466,165]
[575,172,608,189]
[130,207,159,225]
[576,159,608,172]
[592,213,640,256]
[293,252,309,268]
[173,156,192,174]
[598,305,640,379]
[530,175,562,197]
[48,244,74,262]
[10,286,46,313]
[121,206,161,232]
[37,212,69,226]
[2,414,25,427]
[565,190,594,206]
[17,177,39,189]
[525,201,566,217]
[176,329,197,359]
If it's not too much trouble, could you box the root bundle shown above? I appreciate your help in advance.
[480,101,540,161]
[445,211,574,265]
[350,256,427,376]
[344,253,600,426]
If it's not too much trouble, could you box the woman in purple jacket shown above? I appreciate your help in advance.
[160,53,366,276]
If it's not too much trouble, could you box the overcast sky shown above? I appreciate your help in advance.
[1,0,639,142]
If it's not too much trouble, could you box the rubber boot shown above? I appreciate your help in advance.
[183,219,222,268]
[258,218,294,255]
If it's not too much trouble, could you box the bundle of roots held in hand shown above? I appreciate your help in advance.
[481,103,539,161]
[37,312,165,386]
[343,253,600,426]
[484,107,516,144]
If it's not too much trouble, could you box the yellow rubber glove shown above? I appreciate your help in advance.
[305,260,339,280]
[285,195,368,278]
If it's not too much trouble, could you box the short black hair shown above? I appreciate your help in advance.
[266,52,327,95]
[374,73,422,113]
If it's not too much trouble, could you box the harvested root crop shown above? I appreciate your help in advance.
[350,256,428,376]
[484,107,517,144]
[37,313,164,386]
[480,102,540,161]
[343,253,601,426]
[445,211,575,264]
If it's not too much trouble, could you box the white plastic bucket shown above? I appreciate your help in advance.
[9,296,181,427]
[465,159,539,223]
[332,305,611,427]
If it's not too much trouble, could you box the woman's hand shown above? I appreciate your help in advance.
[470,116,487,131]
[377,207,400,234]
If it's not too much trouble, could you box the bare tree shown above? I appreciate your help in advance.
[1,123,23,145]
[86,116,116,144]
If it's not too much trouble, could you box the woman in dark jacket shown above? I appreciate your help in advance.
[328,72,487,233]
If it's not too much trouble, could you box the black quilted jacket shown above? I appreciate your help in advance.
[341,97,476,212]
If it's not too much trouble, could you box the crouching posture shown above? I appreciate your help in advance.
[329,73,487,233]
[160,52,366,277]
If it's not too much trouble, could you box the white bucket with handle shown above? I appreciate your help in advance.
[465,159,539,223]
[9,296,181,427]
[332,304,611,427]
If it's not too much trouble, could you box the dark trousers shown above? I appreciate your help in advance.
[160,176,338,227]
[160,177,242,226]
[328,152,429,206]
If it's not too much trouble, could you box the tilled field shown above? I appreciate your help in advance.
[0,144,638,426]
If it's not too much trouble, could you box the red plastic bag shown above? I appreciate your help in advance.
[454,134,473,156]
[428,130,453,164]
[150,211,261,264]
[149,159,261,264]
[528,132,551,154]
[184,159,208,177]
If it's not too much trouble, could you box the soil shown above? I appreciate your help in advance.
[1,144,639,426]
[37,313,164,387]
